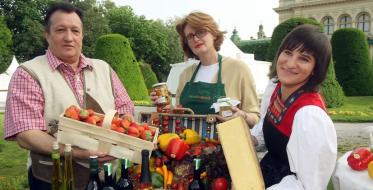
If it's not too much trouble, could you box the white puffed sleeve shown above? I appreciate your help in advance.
[251,79,277,148]
[267,106,337,190]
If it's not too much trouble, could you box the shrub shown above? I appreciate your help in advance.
[139,62,159,92]
[238,39,270,61]
[268,17,345,107]
[321,61,345,108]
[94,34,149,101]
[0,16,13,73]
[331,28,373,96]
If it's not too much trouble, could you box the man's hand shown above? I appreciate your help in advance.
[72,147,116,163]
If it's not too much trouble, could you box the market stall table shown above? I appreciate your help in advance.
[332,151,373,190]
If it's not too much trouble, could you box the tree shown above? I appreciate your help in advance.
[268,17,345,107]
[140,62,159,93]
[238,39,270,61]
[94,34,149,101]
[0,16,13,73]
[0,0,49,62]
[321,60,345,108]
[331,28,373,96]
[107,6,183,81]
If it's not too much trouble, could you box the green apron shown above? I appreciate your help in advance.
[179,54,226,114]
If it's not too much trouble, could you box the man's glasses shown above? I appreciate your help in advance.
[186,29,208,41]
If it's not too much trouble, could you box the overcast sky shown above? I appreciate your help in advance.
[113,0,279,40]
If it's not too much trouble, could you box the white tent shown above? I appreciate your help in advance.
[0,56,19,112]
[167,38,270,100]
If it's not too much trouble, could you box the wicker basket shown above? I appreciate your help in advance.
[57,110,159,164]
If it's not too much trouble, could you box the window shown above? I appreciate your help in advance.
[339,15,352,28]
[322,16,334,35]
[357,13,370,32]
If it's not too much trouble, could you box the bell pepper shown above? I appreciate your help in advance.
[158,133,180,151]
[180,129,201,145]
[347,147,373,171]
[151,172,164,188]
[166,138,189,160]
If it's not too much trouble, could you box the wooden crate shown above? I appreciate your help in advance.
[139,108,219,140]
[217,117,264,190]
[57,110,159,164]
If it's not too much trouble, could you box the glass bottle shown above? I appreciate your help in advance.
[116,158,133,190]
[85,155,102,190]
[138,150,153,190]
[63,144,74,190]
[51,141,62,190]
[188,158,204,190]
[102,162,115,190]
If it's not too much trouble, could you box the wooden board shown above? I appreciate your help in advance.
[57,110,159,164]
[217,117,264,190]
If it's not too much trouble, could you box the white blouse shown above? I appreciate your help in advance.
[252,80,338,190]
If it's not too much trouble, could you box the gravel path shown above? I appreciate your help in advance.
[335,122,373,157]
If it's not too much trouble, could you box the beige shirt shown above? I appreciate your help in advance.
[176,56,260,123]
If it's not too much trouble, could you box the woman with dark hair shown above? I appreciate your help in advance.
[151,11,260,127]
[252,24,337,189]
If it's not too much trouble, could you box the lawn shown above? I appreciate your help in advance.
[0,113,29,190]
[328,96,373,122]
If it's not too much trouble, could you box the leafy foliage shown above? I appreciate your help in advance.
[94,34,149,101]
[0,0,49,62]
[107,6,183,81]
[237,39,270,61]
[140,62,159,92]
[0,16,12,73]
[331,28,373,96]
[321,61,345,108]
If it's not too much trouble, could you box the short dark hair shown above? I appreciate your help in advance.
[176,11,226,59]
[270,24,332,92]
[44,2,83,32]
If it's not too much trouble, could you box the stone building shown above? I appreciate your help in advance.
[274,0,373,55]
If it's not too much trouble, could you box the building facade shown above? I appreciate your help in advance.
[274,0,373,55]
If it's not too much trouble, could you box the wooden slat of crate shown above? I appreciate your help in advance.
[57,113,159,164]
[141,112,219,139]
[217,117,264,190]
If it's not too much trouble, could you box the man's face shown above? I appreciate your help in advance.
[44,10,83,64]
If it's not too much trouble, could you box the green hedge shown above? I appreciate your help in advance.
[94,34,149,101]
[331,28,373,96]
[268,17,344,107]
[0,16,13,73]
[140,62,159,92]
[238,39,270,61]
[321,61,345,108]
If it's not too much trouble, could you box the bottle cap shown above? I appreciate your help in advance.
[52,141,59,150]
[141,149,149,157]
[121,157,132,169]
[64,144,72,152]
[104,162,113,176]
[193,158,201,170]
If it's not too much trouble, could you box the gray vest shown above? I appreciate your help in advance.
[21,55,115,189]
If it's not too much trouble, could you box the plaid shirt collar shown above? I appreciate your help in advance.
[46,49,93,71]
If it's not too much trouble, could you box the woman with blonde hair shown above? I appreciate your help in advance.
[152,11,260,129]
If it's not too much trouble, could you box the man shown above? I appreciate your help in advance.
[4,2,134,189]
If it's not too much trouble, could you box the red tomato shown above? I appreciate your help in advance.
[211,177,228,190]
